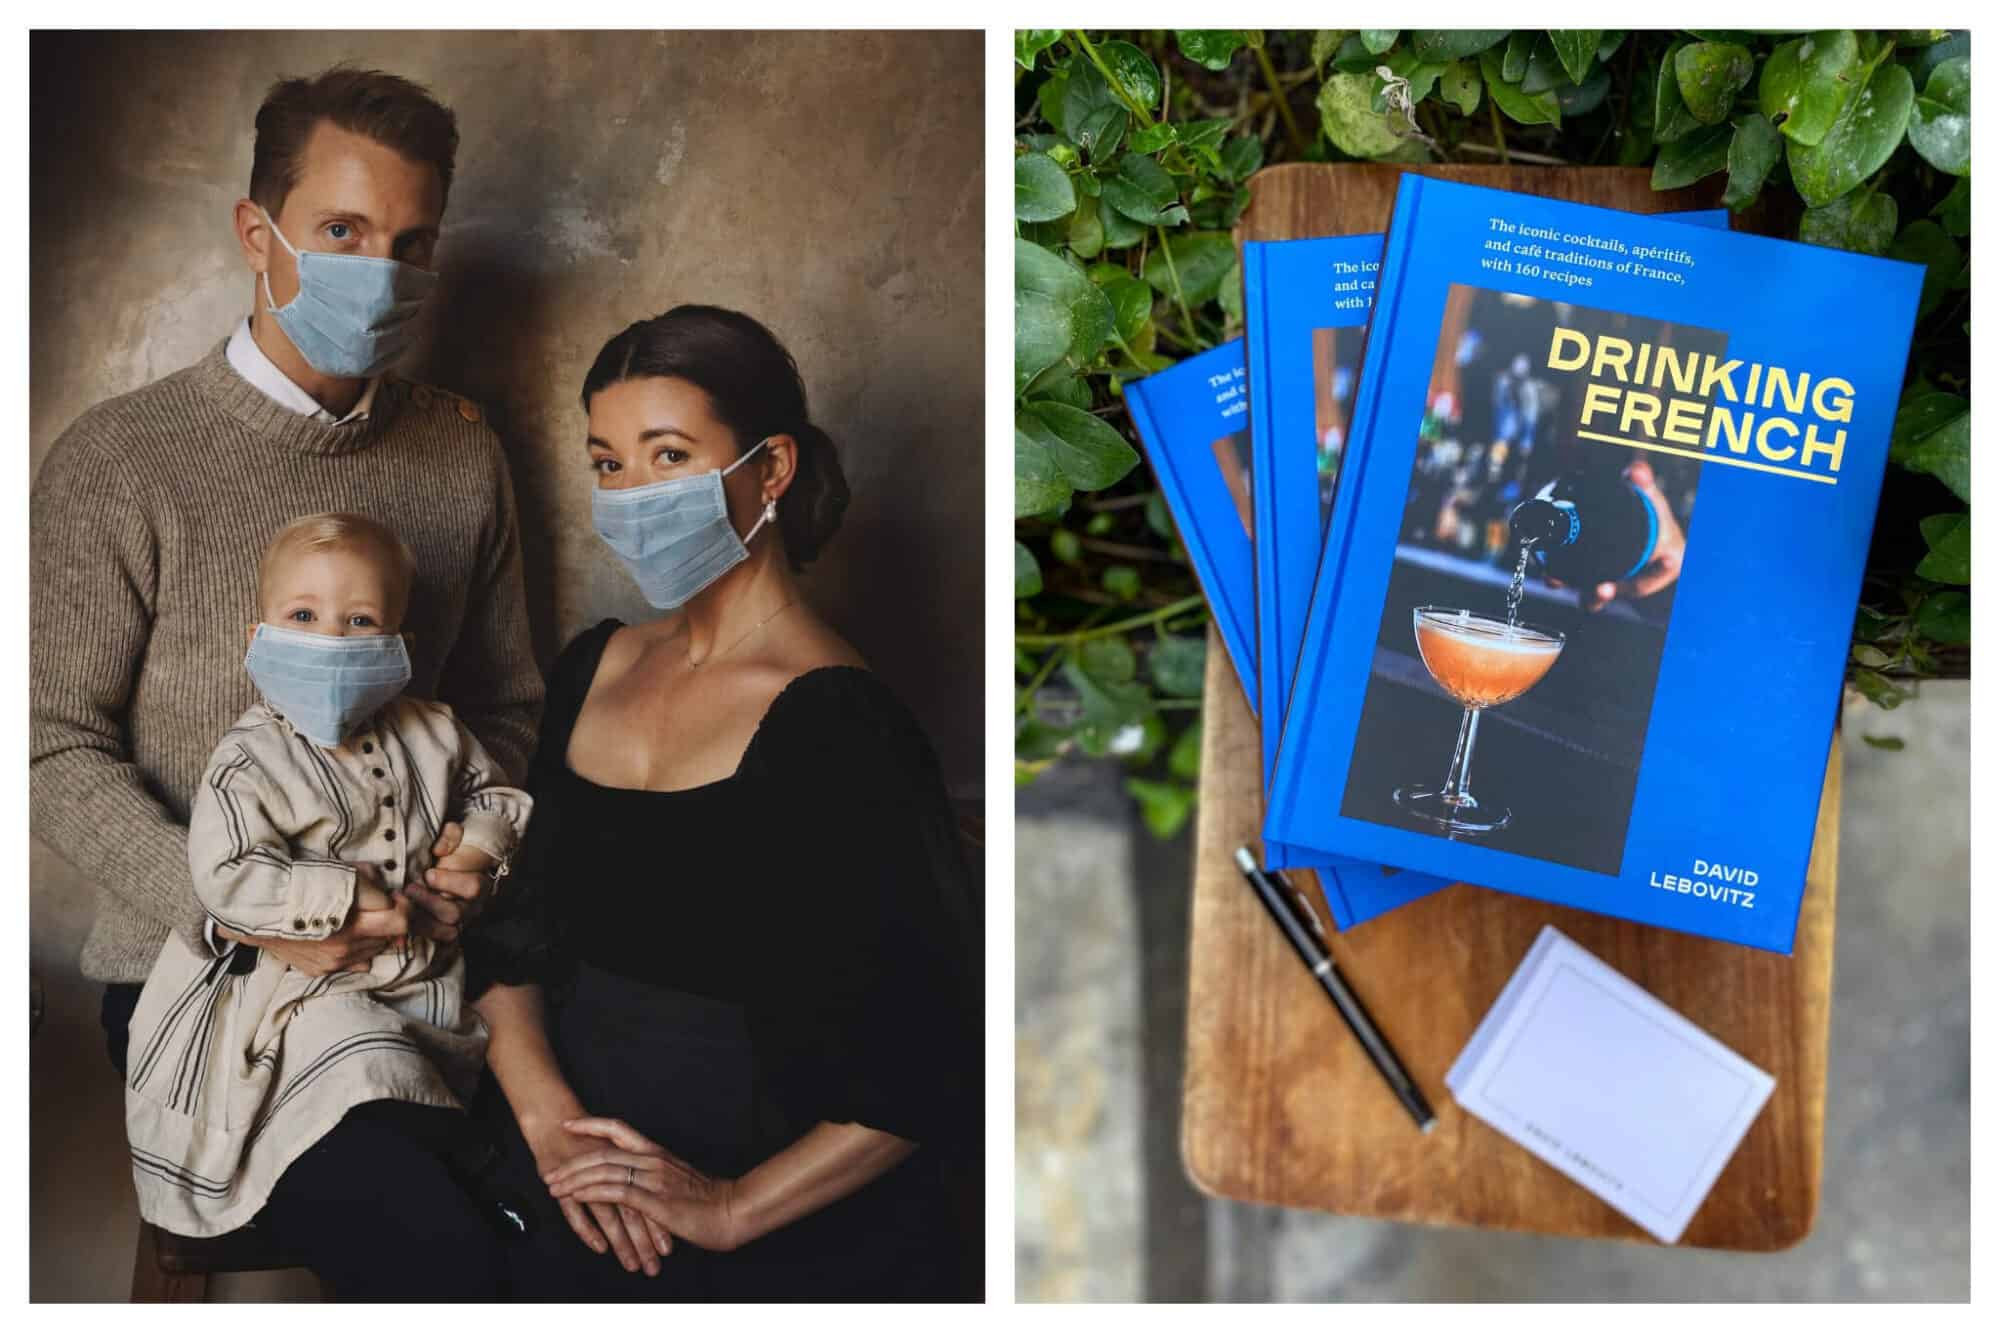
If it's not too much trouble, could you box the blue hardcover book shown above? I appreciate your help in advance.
[1244,210,1729,874]
[1125,340,1439,928]
[1264,176,1922,952]
[1124,340,1261,702]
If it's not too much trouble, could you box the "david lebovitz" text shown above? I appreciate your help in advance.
[1649,860,1758,909]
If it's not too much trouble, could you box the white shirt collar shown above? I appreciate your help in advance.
[225,318,380,425]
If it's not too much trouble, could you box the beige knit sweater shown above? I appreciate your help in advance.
[30,340,545,983]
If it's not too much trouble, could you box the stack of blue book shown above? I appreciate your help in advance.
[1126,176,1923,952]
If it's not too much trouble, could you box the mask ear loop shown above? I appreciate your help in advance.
[724,437,780,544]
[257,205,303,316]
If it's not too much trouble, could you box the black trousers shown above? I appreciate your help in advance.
[104,984,510,1302]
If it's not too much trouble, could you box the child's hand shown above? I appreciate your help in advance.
[354,866,396,913]
[430,820,499,875]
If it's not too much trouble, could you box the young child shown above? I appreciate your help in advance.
[125,512,533,1238]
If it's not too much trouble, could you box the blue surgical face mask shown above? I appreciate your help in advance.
[591,438,777,610]
[258,205,436,380]
[244,624,413,746]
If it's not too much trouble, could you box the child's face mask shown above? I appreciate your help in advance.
[243,624,412,746]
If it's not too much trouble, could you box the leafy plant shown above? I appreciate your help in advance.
[1016,30,1970,835]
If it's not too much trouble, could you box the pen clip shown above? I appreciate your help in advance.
[1269,868,1329,948]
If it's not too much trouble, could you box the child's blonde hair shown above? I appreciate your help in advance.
[257,512,417,623]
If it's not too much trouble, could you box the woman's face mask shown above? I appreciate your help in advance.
[258,205,436,380]
[243,624,413,746]
[591,438,777,610]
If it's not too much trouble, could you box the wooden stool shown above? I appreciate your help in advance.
[130,1221,330,1302]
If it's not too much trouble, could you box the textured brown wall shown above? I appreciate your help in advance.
[28,30,982,1300]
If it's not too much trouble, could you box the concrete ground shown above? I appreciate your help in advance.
[1015,683,1970,1302]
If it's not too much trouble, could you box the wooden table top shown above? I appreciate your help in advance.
[1179,164,1836,1251]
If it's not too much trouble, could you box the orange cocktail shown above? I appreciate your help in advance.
[1393,607,1564,836]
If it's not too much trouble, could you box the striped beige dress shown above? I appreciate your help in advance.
[125,694,532,1237]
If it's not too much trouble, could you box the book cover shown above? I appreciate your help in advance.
[1124,338,1444,929]
[1242,211,1726,871]
[1265,176,1922,952]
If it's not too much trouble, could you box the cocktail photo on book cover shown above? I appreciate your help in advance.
[1211,430,1256,537]
[1340,284,1723,873]
[1309,326,1361,527]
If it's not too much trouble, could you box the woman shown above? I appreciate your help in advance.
[467,306,981,1300]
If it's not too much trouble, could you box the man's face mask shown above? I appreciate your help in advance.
[258,205,436,380]
[591,438,777,610]
[243,624,413,746]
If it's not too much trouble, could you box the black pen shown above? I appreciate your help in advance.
[1233,846,1436,1132]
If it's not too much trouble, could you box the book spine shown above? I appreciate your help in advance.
[1269,175,1424,835]
[1242,241,1275,736]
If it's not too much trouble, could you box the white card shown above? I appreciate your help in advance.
[1447,925,1775,1244]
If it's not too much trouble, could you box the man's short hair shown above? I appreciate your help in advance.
[258,512,418,623]
[249,65,459,217]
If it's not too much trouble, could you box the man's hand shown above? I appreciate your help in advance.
[1547,458,1687,613]
[398,820,496,944]
[215,870,411,976]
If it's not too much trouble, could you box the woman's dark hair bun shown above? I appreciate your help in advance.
[581,305,851,571]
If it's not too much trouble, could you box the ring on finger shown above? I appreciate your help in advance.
[626,1164,635,1185]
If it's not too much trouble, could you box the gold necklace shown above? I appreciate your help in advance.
[686,599,798,670]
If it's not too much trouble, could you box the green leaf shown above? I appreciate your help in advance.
[1100,202,1146,248]
[1101,153,1188,226]
[1907,56,1970,176]
[1015,30,1063,70]
[1021,401,1141,491]
[1862,734,1907,751]
[1722,113,1783,210]
[1016,238,1115,378]
[1097,40,1162,113]
[1219,135,1264,183]
[1595,31,1626,63]
[1090,265,1154,343]
[1380,47,1446,105]
[1891,390,1970,501]
[1916,512,1971,584]
[1520,35,1573,97]
[1217,260,1244,325]
[1438,59,1482,115]
[1310,30,1355,74]
[1148,633,1207,697]
[1014,418,1071,516]
[1653,38,1705,144]
[1913,31,1970,87]
[1330,33,1383,75]
[1502,31,1533,84]
[1060,59,1118,140]
[1101,564,1141,601]
[1140,230,1238,305]
[1554,64,1612,118]
[1652,123,1733,189]
[1482,49,1561,127]
[1674,42,1755,125]
[1014,541,1043,598]
[1914,590,1971,645]
[1048,528,1082,565]
[1850,668,1910,710]
[1066,193,1104,260]
[1127,122,1175,155]
[1851,643,1894,669]
[1407,30,1508,62]
[1078,633,1137,684]
[1014,153,1076,223]
[1799,189,1898,255]
[1889,219,1966,319]
[1168,721,1203,781]
[1934,175,1971,237]
[1788,60,1914,208]
[1759,31,1861,146]
[1547,31,1602,85]
[1175,30,1251,70]
[1125,777,1195,839]
[1359,30,1400,56]
[1074,105,1128,162]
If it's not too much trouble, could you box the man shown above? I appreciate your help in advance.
[30,66,542,1299]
